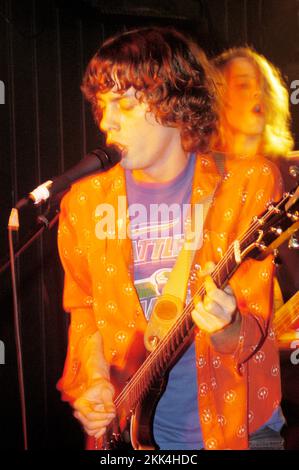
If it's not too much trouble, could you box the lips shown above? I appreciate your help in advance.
[106,136,125,151]
[107,140,128,158]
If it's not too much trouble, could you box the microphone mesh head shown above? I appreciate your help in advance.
[91,145,121,170]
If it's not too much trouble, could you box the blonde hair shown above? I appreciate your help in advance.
[213,47,294,158]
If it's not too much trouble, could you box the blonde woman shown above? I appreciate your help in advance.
[193,47,294,449]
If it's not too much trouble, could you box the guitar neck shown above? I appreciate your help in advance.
[273,290,299,338]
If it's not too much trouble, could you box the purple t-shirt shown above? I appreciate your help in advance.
[126,155,204,449]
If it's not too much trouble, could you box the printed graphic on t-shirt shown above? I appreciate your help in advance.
[126,154,195,320]
[131,217,184,320]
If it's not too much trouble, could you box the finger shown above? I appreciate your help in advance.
[95,428,107,439]
[84,409,116,421]
[223,284,234,295]
[202,261,216,276]
[100,384,115,400]
[204,277,236,313]
[74,409,115,424]
[82,391,114,415]
[195,281,232,322]
[93,401,115,411]
[84,417,114,431]
[101,388,116,407]
[199,300,228,326]
[73,401,95,419]
[86,426,106,437]
[192,308,226,333]
[93,403,105,411]
[192,301,228,332]
[74,410,115,430]
[205,289,236,315]
[204,275,218,295]
[202,298,231,322]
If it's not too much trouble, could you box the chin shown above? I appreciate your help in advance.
[120,157,135,170]
[120,156,145,171]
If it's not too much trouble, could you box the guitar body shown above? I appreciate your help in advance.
[130,377,167,450]
[86,330,169,450]
[86,376,167,450]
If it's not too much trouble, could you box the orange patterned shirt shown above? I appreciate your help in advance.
[57,153,283,449]
[192,155,284,449]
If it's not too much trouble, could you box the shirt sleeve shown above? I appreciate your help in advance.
[56,189,99,403]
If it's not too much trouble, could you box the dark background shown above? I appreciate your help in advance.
[0,0,298,450]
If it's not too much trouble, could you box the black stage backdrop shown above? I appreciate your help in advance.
[0,0,298,450]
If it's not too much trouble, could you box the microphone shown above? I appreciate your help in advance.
[15,146,121,210]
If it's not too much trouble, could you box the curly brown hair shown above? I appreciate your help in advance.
[81,27,218,153]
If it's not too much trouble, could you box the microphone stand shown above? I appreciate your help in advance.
[1,197,63,275]
[5,193,64,450]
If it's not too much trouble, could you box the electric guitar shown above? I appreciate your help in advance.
[89,183,299,450]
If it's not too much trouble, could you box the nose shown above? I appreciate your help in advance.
[99,105,120,134]
[253,90,261,99]
[253,84,262,100]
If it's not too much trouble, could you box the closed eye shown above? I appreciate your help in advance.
[119,99,136,110]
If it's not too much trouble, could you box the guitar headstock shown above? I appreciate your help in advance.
[239,183,299,262]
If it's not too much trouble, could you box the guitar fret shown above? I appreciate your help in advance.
[224,255,230,279]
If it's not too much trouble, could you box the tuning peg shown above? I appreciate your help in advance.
[266,204,281,214]
[270,226,283,236]
[287,211,299,222]
[288,233,299,249]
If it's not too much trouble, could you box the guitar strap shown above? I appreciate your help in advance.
[144,153,225,351]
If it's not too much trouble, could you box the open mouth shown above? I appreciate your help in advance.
[252,104,264,115]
